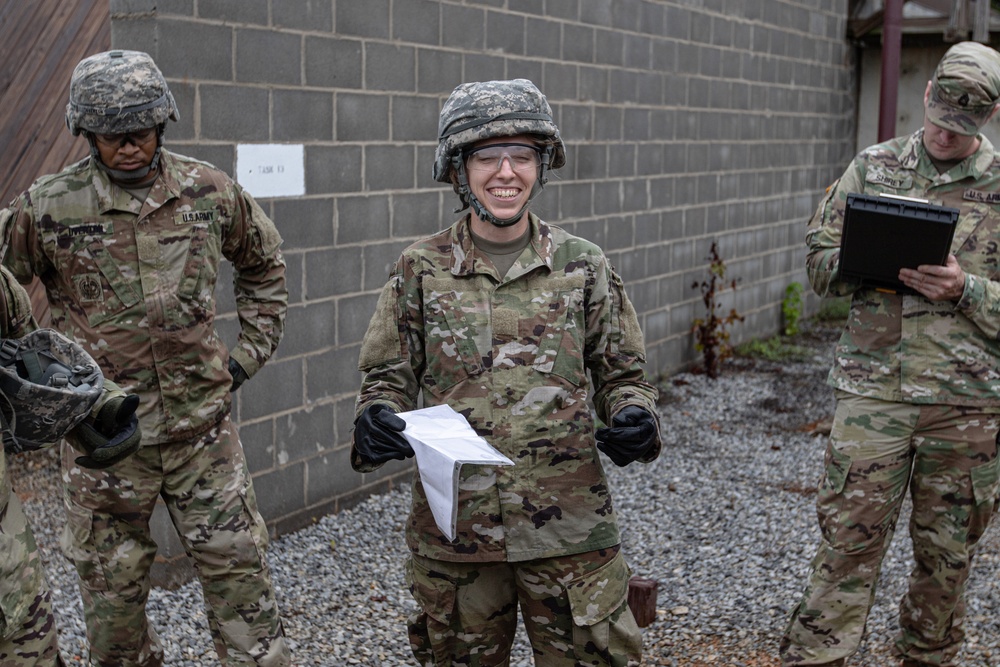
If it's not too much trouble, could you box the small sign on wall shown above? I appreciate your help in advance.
[236,143,305,198]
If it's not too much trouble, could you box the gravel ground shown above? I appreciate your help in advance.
[8,320,1000,666]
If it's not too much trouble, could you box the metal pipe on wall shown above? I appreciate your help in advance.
[878,0,904,142]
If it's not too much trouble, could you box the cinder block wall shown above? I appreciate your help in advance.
[109,0,857,537]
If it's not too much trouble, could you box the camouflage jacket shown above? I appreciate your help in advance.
[354,214,660,563]
[807,129,1000,406]
[1,150,287,444]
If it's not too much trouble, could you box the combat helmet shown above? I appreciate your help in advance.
[0,329,105,454]
[65,49,179,181]
[434,79,566,227]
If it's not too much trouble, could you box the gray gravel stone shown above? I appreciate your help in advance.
[8,321,999,666]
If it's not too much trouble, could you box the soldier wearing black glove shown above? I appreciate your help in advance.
[595,405,658,467]
[228,357,249,392]
[353,404,414,465]
[67,394,142,469]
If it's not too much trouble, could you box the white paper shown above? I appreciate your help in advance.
[396,404,514,541]
[235,143,305,198]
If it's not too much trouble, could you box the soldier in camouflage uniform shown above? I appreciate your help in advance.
[1,262,141,667]
[1,50,290,666]
[781,42,1000,667]
[353,79,662,666]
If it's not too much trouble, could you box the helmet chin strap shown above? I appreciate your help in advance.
[86,127,163,184]
[452,145,554,228]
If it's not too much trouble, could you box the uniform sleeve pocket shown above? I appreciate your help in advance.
[970,454,1000,505]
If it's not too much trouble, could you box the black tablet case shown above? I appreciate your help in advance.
[838,193,959,293]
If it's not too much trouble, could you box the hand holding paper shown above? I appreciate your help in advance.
[397,404,514,541]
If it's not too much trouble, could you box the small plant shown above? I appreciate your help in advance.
[736,336,812,363]
[782,282,804,336]
[816,296,850,323]
[691,241,744,379]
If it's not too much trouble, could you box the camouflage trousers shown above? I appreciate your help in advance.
[0,464,63,667]
[59,413,290,667]
[781,393,1000,666]
[405,545,641,667]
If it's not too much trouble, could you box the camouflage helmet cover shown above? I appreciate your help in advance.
[66,49,179,136]
[0,329,105,454]
[433,78,566,183]
[926,41,1000,136]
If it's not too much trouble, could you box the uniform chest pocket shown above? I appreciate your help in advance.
[529,284,587,386]
[177,222,221,305]
[65,239,142,328]
[422,290,486,392]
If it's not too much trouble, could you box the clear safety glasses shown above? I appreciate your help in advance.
[464,143,542,173]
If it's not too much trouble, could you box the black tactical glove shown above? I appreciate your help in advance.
[229,357,249,392]
[595,405,658,467]
[353,404,413,465]
[68,394,142,469]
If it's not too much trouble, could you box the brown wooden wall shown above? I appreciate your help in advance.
[0,0,110,207]
[0,0,109,322]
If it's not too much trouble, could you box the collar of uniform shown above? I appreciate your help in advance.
[903,128,997,180]
[449,212,554,277]
[90,148,183,216]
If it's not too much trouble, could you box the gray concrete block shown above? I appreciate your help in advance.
[305,36,362,89]
[541,61,577,101]
[236,29,301,85]
[594,181,621,217]
[365,145,415,191]
[336,195,391,244]
[274,90,333,141]
[200,85,269,141]
[240,419,275,473]
[624,35,652,70]
[333,395,358,446]
[578,66,609,103]
[274,0,333,32]
[272,197,334,249]
[562,23,594,64]
[417,49,463,94]
[275,406,336,469]
[199,0,267,24]
[305,445,359,507]
[580,0,612,27]
[611,0,641,31]
[593,106,622,141]
[306,145,363,195]
[304,345,364,403]
[486,11,525,55]
[366,43,415,92]
[392,95,440,142]
[640,1,666,36]
[575,144,607,180]
[338,292,380,345]
[545,0,578,20]
[169,143,235,176]
[336,93,389,141]
[636,143,664,177]
[393,0,440,45]
[559,181,592,219]
[610,70,639,106]
[594,28,624,67]
[507,59,545,90]
[155,19,233,81]
[390,192,445,244]
[609,143,636,177]
[305,246,362,300]
[464,53,506,82]
[283,252,305,307]
[441,5,485,50]
[361,243,401,291]
[242,357,304,419]
[166,80,195,141]
[336,0,390,38]
[252,463,306,521]
[525,17,562,61]
[636,71,663,106]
